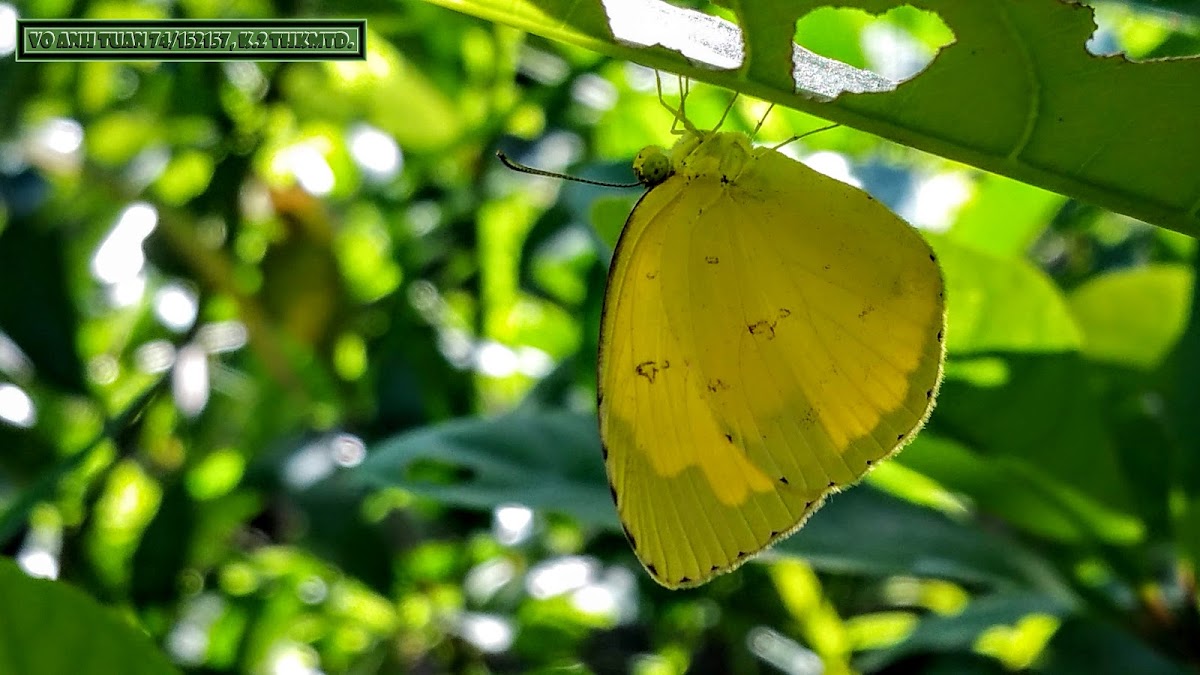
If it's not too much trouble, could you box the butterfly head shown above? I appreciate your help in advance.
[633,146,672,187]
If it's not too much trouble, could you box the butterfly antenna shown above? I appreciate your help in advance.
[751,103,775,140]
[496,151,641,188]
[772,123,841,151]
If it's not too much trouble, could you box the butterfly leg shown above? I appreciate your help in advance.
[771,123,841,151]
[750,103,775,140]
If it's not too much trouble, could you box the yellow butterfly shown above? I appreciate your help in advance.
[594,87,947,588]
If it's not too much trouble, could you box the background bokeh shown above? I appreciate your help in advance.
[2,1,1200,673]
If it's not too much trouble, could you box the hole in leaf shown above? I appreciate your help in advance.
[794,6,953,83]
[1086,2,1200,60]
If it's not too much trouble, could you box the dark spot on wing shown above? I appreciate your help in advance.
[779,476,789,485]
[646,563,657,574]
[897,433,905,441]
[635,360,670,383]
[705,255,719,264]
[858,305,875,320]
[601,445,608,459]
[680,575,691,583]
[805,501,813,508]
[720,175,730,185]
[770,530,780,537]
[865,459,874,467]
[936,329,944,342]
[748,319,777,339]
[823,264,831,271]
[706,378,730,393]
[724,433,733,443]
[710,565,720,571]
[926,389,933,399]
[827,481,835,488]
[623,526,637,550]
[929,253,937,262]
[778,308,791,319]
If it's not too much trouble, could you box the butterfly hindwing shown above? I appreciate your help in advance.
[599,133,945,589]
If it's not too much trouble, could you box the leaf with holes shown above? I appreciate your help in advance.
[425,0,1200,236]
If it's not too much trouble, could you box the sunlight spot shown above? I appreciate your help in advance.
[222,62,267,98]
[167,594,225,666]
[196,321,248,354]
[0,332,32,379]
[32,117,84,163]
[437,329,474,369]
[110,275,147,307]
[518,45,570,84]
[297,576,328,605]
[127,145,171,189]
[475,340,519,377]
[92,202,158,285]
[0,383,35,428]
[0,5,16,58]
[331,433,366,468]
[154,283,199,332]
[571,73,618,111]
[465,559,516,603]
[527,555,598,599]
[173,344,210,417]
[17,549,59,579]
[406,201,441,237]
[283,437,338,489]
[135,340,177,374]
[456,613,514,653]
[748,626,823,675]
[517,346,554,378]
[273,142,335,196]
[905,171,973,231]
[572,584,617,616]
[88,354,120,384]
[493,504,534,546]
[862,21,935,82]
[267,641,323,675]
[799,151,862,188]
[348,124,402,182]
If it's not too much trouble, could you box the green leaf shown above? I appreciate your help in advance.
[0,559,180,675]
[355,411,614,526]
[1068,264,1194,370]
[776,487,1072,594]
[0,217,86,395]
[934,353,1141,544]
[426,0,1200,236]
[899,434,1143,545]
[932,235,1081,355]
[357,412,1071,592]
[948,173,1066,257]
[855,592,1074,673]
[1039,616,1193,675]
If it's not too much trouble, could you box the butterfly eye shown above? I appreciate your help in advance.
[633,146,672,186]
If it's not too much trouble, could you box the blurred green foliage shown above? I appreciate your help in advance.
[1,0,1200,673]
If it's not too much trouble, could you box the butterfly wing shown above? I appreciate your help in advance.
[599,146,945,589]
